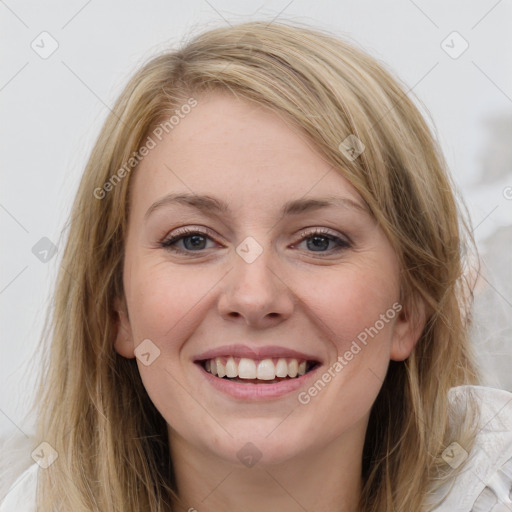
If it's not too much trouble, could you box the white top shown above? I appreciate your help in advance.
[1,385,511,511]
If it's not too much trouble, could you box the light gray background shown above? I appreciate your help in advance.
[1,0,511,444]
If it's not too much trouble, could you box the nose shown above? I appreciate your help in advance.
[217,243,296,328]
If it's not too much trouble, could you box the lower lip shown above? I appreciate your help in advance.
[195,362,322,401]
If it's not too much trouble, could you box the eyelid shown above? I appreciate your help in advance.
[295,226,351,244]
[160,226,222,249]
[165,225,217,239]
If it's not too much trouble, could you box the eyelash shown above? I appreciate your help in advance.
[160,227,351,256]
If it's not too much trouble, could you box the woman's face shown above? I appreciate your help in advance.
[115,91,421,466]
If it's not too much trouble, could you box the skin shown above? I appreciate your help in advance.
[114,91,425,511]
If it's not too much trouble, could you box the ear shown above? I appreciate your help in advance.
[113,296,136,359]
[390,296,427,362]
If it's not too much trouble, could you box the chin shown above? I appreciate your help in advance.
[205,425,313,468]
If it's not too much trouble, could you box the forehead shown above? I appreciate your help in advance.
[130,91,364,216]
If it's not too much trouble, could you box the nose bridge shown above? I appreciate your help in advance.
[217,235,294,325]
[233,235,279,300]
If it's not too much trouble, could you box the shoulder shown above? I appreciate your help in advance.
[0,462,38,512]
[430,385,512,511]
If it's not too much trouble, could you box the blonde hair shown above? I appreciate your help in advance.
[32,20,481,511]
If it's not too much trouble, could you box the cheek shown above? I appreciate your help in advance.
[299,262,399,352]
[295,265,398,419]
[125,260,218,343]
[298,265,399,417]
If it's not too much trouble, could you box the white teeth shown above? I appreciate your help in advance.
[275,358,288,378]
[238,358,257,379]
[225,356,237,378]
[216,357,226,378]
[257,359,276,380]
[288,359,298,378]
[203,356,314,380]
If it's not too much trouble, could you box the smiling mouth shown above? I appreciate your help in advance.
[198,356,320,384]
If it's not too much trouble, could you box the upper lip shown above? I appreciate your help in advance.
[194,344,322,363]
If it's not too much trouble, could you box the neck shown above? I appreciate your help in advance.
[168,419,366,512]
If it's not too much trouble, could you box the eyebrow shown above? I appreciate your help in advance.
[144,192,370,221]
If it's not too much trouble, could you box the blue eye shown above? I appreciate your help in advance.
[161,228,215,252]
[295,230,351,252]
[160,228,351,255]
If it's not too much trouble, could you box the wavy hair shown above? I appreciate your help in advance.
[32,20,481,511]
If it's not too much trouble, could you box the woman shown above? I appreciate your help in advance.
[2,20,511,512]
